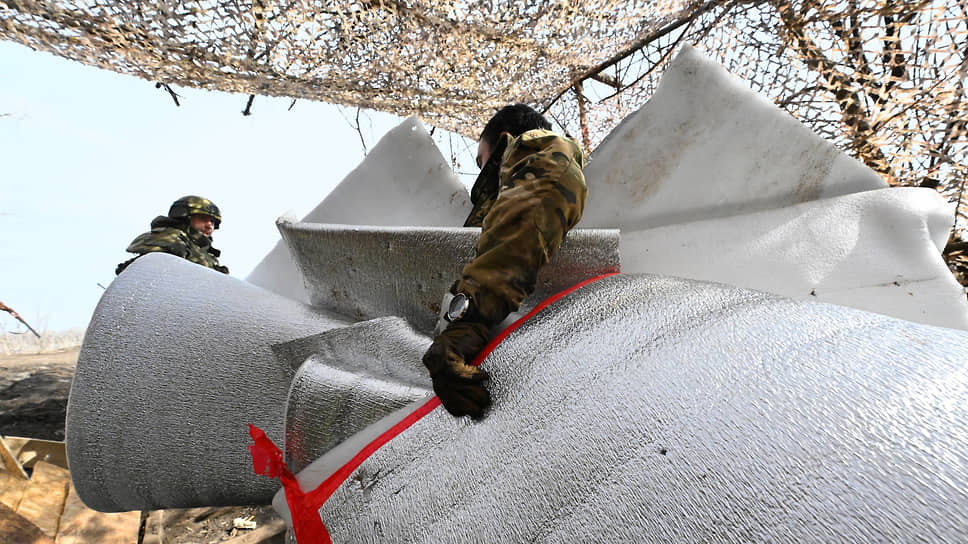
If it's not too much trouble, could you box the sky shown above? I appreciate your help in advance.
[0,39,477,333]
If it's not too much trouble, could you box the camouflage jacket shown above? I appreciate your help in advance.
[457,129,587,326]
[116,216,229,275]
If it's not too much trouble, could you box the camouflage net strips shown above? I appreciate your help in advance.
[543,1,968,287]
[0,0,698,131]
[1,1,966,280]
[547,3,967,216]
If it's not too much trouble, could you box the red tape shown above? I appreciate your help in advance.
[248,424,332,544]
[248,272,617,542]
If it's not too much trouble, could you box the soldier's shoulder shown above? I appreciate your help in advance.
[517,128,559,143]
[126,227,190,254]
[510,129,585,166]
[516,129,581,151]
[147,225,190,241]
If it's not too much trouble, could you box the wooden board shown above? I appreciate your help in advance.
[55,483,142,544]
[0,470,28,511]
[0,436,29,479]
[141,510,165,544]
[3,437,68,470]
[0,502,55,544]
[15,461,70,537]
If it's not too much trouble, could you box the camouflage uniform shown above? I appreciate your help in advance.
[457,129,587,325]
[116,196,229,275]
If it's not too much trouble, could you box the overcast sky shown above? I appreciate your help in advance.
[0,40,476,333]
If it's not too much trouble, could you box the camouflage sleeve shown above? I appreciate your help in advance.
[125,229,190,259]
[456,130,587,325]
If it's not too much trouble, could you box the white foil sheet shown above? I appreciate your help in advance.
[283,317,432,473]
[277,223,620,334]
[66,253,349,511]
[285,274,968,542]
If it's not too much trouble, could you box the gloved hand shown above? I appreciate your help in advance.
[422,320,491,418]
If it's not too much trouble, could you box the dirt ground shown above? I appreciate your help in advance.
[0,347,77,441]
[0,347,287,543]
[146,505,287,543]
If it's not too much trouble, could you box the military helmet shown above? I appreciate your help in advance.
[169,196,222,228]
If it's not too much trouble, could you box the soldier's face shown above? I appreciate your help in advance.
[476,138,491,169]
[190,214,216,236]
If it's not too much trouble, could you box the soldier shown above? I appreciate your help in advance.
[116,196,230,275]
[422,104,588,418]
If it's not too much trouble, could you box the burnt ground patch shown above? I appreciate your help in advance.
[0,348,76,440]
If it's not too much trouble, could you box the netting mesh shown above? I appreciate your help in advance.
[0,0,698,130]
[550,3,966,201]
[566,1,966,287]
[2,0,966,282]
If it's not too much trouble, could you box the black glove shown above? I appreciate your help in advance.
[422,321,491,418]
[115,256,140,275]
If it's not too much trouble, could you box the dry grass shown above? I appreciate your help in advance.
[0,331,85,356]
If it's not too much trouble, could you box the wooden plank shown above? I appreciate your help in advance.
[8,438,68,471]
[16,461,70,537]
[0,470,28,511]
[55,483,142,544]
[140,510,165,544]
[0,502,55,544]
[2,436,30,458]
[0,436,29,480]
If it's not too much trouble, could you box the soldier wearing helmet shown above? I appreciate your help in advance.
[422,104,587,419]
[115,196,229,275]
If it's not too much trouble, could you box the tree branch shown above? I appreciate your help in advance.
[0,301,40,338]
[155,82,181,106]
[772,0,895,182]
[542,0,724,112]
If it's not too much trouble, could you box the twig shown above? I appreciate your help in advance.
[338,106,369,156]
[154,82,181,106]
[288,99,297,111]
[598,8,707,104]
[541,0,721,111]
[0,301,41,338]
[590,72,623,89]
[954,174,968,231]
[242,94,255,116]
[355,107,367,155]
[574,81,590,151]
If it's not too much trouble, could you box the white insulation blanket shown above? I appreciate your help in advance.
[280,273,968,543]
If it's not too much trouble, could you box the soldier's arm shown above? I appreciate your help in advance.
[456,131,587,326]
[423,131,587,418]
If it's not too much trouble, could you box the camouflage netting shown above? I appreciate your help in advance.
[1,0,966,287]
[0,0,702,130]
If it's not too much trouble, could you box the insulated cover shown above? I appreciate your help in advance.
[282,273,968,542]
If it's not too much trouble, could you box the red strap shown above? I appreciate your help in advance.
[249,272,617,542]
[469,272,618,367]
